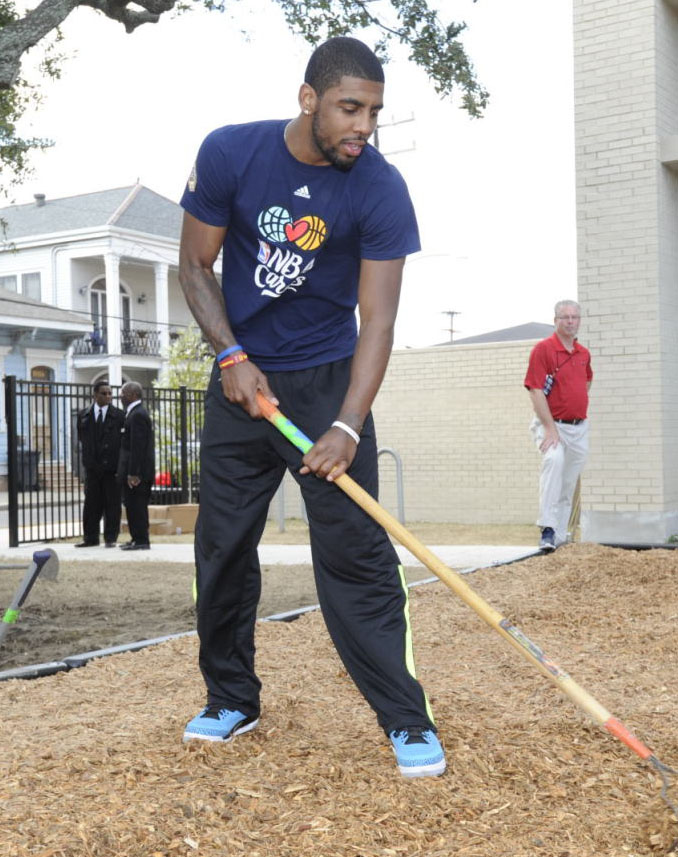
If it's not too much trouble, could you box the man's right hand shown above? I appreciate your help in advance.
[220,360,278,418]
[540,425,560,453]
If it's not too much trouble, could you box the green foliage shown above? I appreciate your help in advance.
[1,0,60,197]
[667,534,678,544]
[0,82,52,192]
[0,0,15,28]
[0,0,487,187]
[275,0,488,117]
[155,323,212,390]
[152,324,209,489]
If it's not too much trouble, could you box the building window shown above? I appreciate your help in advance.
[91,278,131,331]
[91,283,107,332]
[22,272,41,301]
[0,272,41,299]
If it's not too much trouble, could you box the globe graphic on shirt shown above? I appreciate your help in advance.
[258,206,292,243]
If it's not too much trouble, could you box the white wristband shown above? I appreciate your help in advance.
[331,420,360,445]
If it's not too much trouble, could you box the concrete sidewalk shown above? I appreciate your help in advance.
[0,536,538,570]
[0,490,539,568]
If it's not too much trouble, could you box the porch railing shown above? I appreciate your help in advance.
[72,327,162,357]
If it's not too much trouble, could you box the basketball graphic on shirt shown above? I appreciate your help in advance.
[293,215,327,251]
[257,206,291,243]
[257,206,327,251]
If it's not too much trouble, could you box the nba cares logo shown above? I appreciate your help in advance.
[257,206,327,252]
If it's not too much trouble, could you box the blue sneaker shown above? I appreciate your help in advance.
[539,527,556,551]
[183,704,259,743]
[389,726,446,778]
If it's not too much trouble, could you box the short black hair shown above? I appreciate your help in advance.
[304,37,384,96]
[121,381,143,400]
[93,380,111,393]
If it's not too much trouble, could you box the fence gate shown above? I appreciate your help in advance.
[4,377,204,547]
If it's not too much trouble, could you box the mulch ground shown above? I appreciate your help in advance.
[2,543,677,857]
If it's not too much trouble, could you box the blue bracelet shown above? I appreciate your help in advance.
[216,344,242,362]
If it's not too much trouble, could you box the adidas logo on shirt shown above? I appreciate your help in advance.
[294,185,311,199]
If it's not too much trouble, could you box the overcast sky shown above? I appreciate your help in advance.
[14,0,576,347]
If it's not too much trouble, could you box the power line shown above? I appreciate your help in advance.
[1,293,190,330]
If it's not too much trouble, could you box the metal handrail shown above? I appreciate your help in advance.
[274,446,405,532]
[378,447,405,524]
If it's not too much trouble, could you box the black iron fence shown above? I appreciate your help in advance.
[3,376,205,546]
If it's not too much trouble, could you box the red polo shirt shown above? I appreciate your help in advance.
[524,333,593,420]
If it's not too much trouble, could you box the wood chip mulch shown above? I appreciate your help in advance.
[1,543,677,857]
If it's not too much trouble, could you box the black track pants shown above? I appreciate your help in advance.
[194,358,435,735]
[82,469,121,543]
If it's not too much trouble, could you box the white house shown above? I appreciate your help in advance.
[0,184,195,392]
[0,184,199,488]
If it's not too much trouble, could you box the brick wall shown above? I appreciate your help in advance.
[373,344,541,523]
[272,341,542,526]
[574,0,678,541]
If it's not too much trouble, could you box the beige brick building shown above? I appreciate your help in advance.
[274,335,549,527]
[372,342,542,523]
[574,0,678,542]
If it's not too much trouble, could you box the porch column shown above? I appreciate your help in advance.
[104,252,122,388]
[154,261,170,379]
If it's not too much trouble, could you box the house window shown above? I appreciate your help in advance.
[91,284,107,331]
[0,272,41,299]
[90,278,131,332]
[22,272,41,301]
[121,292,131,330]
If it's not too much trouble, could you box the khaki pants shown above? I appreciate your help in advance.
[530,417,589,545]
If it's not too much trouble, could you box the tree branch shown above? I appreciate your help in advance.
[80,0,176,33]
[0,0,177,89]
[1,0,488,191]
[1,0,79,89]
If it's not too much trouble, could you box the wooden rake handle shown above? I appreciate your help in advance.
[255,392,659,764]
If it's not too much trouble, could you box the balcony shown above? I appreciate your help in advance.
[73,327,162,357]
[122,328,161,356]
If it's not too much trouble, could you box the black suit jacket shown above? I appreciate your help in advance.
[118,403,155,483]
[77,404,125,473]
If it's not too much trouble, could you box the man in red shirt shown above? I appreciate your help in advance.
[524,300,593,551]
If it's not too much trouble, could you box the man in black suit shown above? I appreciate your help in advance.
[75,380,125,547]
[118,381,155,551]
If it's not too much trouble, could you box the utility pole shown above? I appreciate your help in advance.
[442,310,460,343]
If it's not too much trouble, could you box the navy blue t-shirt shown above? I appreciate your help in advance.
[180,119,421,371]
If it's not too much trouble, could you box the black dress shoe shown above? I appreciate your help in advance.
[74,541,99,547]
[119,542,150,551]
[105,542,117,548]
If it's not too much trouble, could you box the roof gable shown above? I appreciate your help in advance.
[435,322,555,346]
[112,186,183,239]
[0,184,183,242]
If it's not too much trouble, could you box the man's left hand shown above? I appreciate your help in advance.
[127,475,141,488]
[300,427,358,481]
